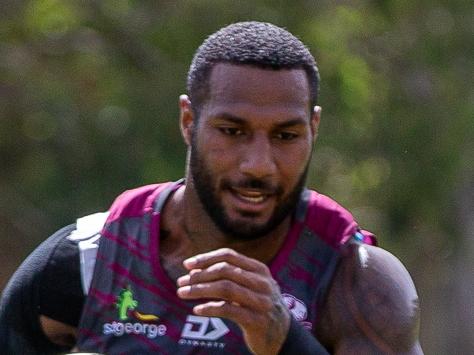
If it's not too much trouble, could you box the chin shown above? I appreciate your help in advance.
[217,215,282,241]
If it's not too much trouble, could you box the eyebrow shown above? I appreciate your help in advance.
[212,112,307,128]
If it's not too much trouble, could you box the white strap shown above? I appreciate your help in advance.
[67,212,109,295]
[68,212,109,241]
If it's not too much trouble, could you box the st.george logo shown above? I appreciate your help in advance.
[102,286,167,339]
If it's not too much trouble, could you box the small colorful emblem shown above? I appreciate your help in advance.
[116,286,159,322]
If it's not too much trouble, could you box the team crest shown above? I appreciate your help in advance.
[282,293,313,330]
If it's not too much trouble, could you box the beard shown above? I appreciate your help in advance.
[189,139,309,241]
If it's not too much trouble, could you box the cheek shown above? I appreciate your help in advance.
[277,143,312,174]
[197,140,236,173]
[200,132,240,168]
[209,151,233,172]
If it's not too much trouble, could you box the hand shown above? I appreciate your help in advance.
[176,248,291,355]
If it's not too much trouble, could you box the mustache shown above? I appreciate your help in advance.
[221,178,283,195]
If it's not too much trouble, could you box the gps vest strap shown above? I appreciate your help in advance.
[67,212,109,295]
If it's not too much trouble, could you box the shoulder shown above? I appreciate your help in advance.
[1,223,78,304]
[303,190,376,247]
[0,223,81,352]
[107,182,175,221]
[0,223,84,323]
[317,242,421,353]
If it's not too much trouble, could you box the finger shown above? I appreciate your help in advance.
[192,300,258,328]
[183,248,270,275]
[176,280,274,312]
[176,261,273,293]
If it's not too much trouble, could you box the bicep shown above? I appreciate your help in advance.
[318,243,422,354]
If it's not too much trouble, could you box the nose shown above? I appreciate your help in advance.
[239,133,277,179]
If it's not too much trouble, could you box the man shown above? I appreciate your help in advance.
[0,22,422,354]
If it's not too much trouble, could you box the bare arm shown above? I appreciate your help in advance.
[316,243,422,354]
[174,244,421,354]
[39,315,77,349]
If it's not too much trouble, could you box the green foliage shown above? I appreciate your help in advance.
[1,0,472,350]
[1,0,470,231]
[1,0,470,244]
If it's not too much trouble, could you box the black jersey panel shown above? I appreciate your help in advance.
[39,227,85,326]
[0,223,81,354]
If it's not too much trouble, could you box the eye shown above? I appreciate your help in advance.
[275,131,298,141]
[219,127,244,136]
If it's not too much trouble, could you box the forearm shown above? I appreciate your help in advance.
[278,317,330,355]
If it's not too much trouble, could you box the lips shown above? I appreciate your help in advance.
[225,187,275,215]
[233,189,267,204]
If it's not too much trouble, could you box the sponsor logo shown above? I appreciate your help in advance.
[282,293,313,330]
[103,321,167,339]
[102,286,167,339]
[179,315,229,349]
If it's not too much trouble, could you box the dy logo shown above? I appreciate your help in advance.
[181,315,229,341]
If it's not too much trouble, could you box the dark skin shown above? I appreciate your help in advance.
[40,64,421,354]
[316,243,422,354]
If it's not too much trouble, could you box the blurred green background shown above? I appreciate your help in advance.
[1,0,473,352]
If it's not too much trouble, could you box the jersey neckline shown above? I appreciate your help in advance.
[148,180,311,291]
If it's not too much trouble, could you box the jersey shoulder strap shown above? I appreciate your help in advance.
[303,190,377,248]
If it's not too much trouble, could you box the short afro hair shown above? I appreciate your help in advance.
[187,21,320,117]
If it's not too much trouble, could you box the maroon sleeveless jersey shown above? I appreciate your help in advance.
[76,180,375,354]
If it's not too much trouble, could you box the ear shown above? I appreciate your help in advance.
[179,94,194,146]
[310,105,322,143]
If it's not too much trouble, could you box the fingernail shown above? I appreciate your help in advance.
[177,286,191,297]
[177,275,190,287]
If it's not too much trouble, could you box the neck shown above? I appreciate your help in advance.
[162,178,290,265]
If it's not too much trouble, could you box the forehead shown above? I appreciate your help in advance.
[205,63,310,116]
